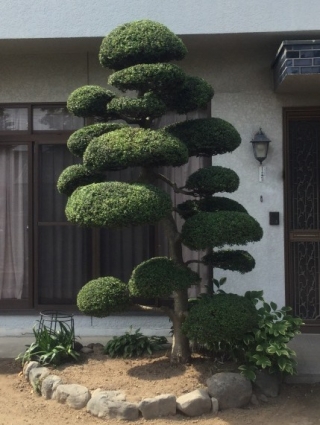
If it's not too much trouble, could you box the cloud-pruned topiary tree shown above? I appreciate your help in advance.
[58,19,263,364]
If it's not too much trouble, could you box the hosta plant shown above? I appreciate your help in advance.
[104,327,167,358]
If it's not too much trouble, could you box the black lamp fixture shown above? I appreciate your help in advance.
[250,128,271,164]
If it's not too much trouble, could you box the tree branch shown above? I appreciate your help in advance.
[131,303,175,321]
[185,259,204,266]
[154,173,197,196]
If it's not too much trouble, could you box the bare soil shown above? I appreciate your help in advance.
[1,345,320,425]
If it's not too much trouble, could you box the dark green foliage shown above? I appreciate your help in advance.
[202,250,256,274]
[104,328,168,358]
[177,197,248,220]
[129,257,200,298]
[108,63,186,93]
[206,290,303,380]
[185,166,239,196]
[107,92,166,121]
[182,293,259,345]
[161,76,214,114]
[65,182,172,227]
[83,127,188,171]
[99,19,187,70]
[67,85,115,118]
[16,322,79,367]
[57,164,105,196]
[77,276,130,317]
[164,118,241,157]
[181,211,263,250]
[67,123,127,157]
[238,291,303,380]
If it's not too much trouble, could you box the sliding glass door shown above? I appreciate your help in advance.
[36,143,92,305]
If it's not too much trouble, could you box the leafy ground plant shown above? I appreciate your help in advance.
[238,290,303,381]
[16,322,80,366]
[186,278,303,381]
[104,327,168,358]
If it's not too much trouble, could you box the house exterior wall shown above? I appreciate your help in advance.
[1,0,320,38]
[0,32,319,308]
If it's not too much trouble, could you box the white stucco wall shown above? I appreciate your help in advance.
[1,0,320,39]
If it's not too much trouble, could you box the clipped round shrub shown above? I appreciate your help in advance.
[67,85,115,117]
[67,123,127,157]
[161,76,214,114]
[77,277,130,317]
[99,19,187,70]
[181,211,263,250]
[185,166,239,195]
[83,127,188,171]
[65,182,172,227]
[109,63,186,94]
[107,92,166,120]
[57,164,105,196]
[164,117,241,157]
[202,250,256,274]
[129,257,200,298]
[182,294,259,344]
[177,197,248,220]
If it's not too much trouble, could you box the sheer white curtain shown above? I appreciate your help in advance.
[0,145,28,299]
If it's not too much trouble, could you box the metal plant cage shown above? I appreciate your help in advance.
[38,310,75,337]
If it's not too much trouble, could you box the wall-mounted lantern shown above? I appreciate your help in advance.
[250,128,271,182]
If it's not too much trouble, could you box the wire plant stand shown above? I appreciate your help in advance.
[38,310,75,338]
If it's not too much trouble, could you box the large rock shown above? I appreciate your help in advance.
[23,361,39,381]
[139,394,176,419]
[206,372,252,410]
[176,389,212,417]
[87,390,139,421]
[29,367,50,392]
[253,371,281,397]
[53,384,91,409]
[41,374,63,399]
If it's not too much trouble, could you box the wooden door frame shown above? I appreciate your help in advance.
[283,106,320,333]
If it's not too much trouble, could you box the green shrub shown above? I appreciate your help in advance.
[67,85,115,117]
[160,76,214,114]
[238,291,303,380]
[181,211,263,250]
[129,257,200,298]
[164,117,241,157]
[185,166,239,196]
[109,63,186,93]
[202,250,256,274]
[182,293,259,345]
[57,164,105,196]
[107,92,166,120]
[177,197,247,220]
[99,19,187,70]
[67,123,127,157]
[65,182,172,227]
[83,127,188,171]
[16,322,79,366]
[104,327,168,358]
[77,277,130,317]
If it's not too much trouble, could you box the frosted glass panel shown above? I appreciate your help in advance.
[0,108,28,131]
[33,107,83,131]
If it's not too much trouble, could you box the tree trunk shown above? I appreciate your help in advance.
[140,166,191,364]
[162,215,191,363]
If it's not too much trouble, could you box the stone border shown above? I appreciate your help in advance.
[22,352,281,421]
